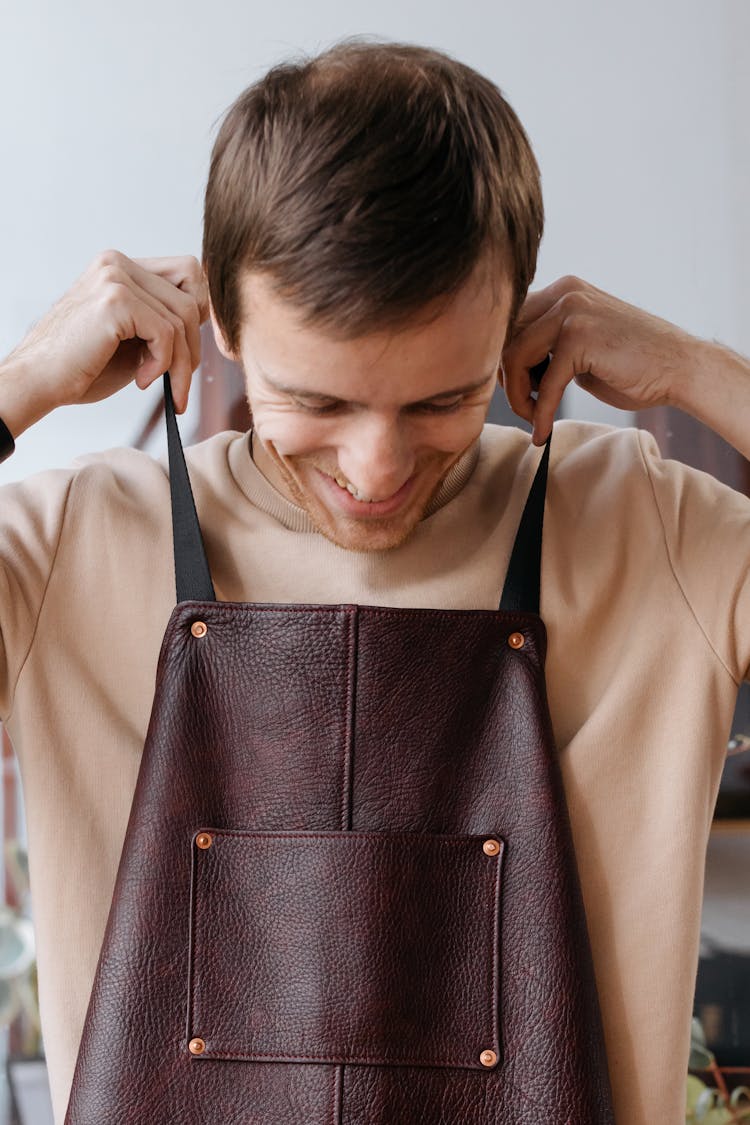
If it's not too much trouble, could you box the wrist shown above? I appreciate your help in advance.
[662,333,707,413]
[0,352,58,439]
[666,335,750,460]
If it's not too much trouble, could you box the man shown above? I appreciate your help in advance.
[0,39,747,1125]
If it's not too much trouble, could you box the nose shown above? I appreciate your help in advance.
[336,415,415,501]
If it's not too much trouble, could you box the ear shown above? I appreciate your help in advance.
[208,299,240,363]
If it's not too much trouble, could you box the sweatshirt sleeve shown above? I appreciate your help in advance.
[0,467,78,720]
[636,427,750,684]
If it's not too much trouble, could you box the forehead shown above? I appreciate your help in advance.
[237,267,513,403]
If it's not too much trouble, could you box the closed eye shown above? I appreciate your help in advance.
[291,398,343,415]
[291,397,467,415]
[408,398,465,414]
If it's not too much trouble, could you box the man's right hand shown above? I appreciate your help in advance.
[0,250,209,437]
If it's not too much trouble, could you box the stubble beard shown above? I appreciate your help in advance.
[257,435,464,552]
[277,446,470,551]
[281,461,428,552]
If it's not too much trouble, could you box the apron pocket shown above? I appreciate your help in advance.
[187,828,503,1070]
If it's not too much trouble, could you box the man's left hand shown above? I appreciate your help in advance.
[501,275,699,445]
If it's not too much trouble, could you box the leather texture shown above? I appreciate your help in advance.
[189,828,503,1069]
[65,601,615,1123]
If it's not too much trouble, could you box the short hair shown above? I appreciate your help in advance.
[203,38,544,353]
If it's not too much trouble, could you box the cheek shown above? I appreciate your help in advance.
[251,405,331,458]
[251,400,492,461]
[414,406,490,454]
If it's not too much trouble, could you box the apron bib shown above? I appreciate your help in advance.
[64,379,615,1123]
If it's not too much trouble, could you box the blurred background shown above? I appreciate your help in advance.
[0,0,748,1121]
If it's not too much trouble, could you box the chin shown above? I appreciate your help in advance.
[310,509,423,552]
[299,484,429,551]
[280,464,429,551]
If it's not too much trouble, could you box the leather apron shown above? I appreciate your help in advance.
[65,378,615,1124]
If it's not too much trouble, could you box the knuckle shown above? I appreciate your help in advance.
[174,288,200,327]
[184,255,203,280]
[169,313,189,343]
[155,320,176,350]
[98,279,128,311]
[92,248,124,271]
[558,289,591,318]
[558,273,585,293]
[558,291,577,314]
[558,314,578,341]
[183,300,201,335]
[98,264,126,288]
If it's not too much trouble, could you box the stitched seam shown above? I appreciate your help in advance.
[189,837,205,1042]
[492,845,503,1058]
[333,1065,343,1125]
[189,1047,488,1068]
[203,830,494,846]
[186,837,199,1040]
[635,428,739,686]
[5,471,77,723]
[341,606,357,831]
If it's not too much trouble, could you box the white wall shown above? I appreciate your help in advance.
[0,0,747,483]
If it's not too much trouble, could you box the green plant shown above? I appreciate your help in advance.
[687,1018,750,1123]
[0,839,41,1056]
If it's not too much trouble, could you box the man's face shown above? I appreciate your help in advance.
[215,263,512,551]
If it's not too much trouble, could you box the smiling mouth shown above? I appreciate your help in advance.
[315,467,416,516]
[326,470,403,504]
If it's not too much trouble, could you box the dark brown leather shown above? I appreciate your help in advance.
[65,602,615,1123]
[189,828,504,1069]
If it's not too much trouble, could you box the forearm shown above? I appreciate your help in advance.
[669,338,750,462]
[0,353,58,439]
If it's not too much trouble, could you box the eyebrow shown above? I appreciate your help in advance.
[258,368,495,407]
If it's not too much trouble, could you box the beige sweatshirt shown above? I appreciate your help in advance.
[1,418,747,1125]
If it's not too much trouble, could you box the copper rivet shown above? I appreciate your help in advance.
[508,632,525,650]
[196,833,213,850]
[189,1037,205,1055]
[480,1049,497,1068]
[483,839,501,857]
[191,621,208,638]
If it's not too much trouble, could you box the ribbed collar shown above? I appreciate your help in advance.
[227,431,481,533]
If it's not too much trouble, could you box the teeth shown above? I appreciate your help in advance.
[330,472,374,502]
[346,483,374,502]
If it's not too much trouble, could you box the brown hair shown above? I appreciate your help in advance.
[202,39,544,353]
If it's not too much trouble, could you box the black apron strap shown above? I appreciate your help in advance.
[498,434,551,615]
[164,373,217,604]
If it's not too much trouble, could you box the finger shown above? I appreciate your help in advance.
[105,292,181,395]
[135,281,200,383]
[101,285,192,413]
[127,261,204,371]
[132,255,209,322]
[135,314,193,413]
[512,275,589,336]
[498,360,535,426]
[95,266,196,404]
[169,370,192,415]
[127,288,194,405]
[503,304,565,421]
[92,251,204,370]
[529,347,579,445]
